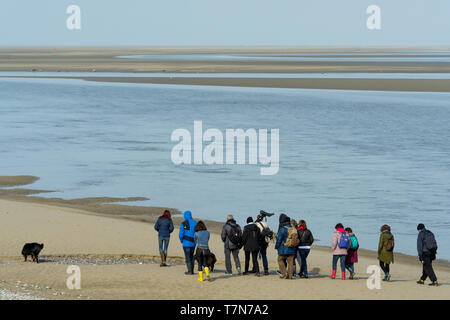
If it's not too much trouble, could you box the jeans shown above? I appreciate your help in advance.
[259,246,269,271]
[379,261,390,275]
[158,236,170,255]
[332,254,346,272]
[345,263,354,275]
[195,247,211,271]
[245,250,260,273]
[420,254,437,282]
[224,248,241,273]
[183,246,195,264]
[297,248,310,276]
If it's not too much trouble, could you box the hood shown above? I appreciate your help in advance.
[184,210,192,220]
[227,219,237,226]
[279,214,290,224]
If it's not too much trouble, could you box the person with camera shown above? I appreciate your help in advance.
[255,210,274,275]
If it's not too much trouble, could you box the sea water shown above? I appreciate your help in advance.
[1,76,449,259]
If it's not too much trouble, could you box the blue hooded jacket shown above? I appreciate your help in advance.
[275,221,297,255]
[179,211,197,248]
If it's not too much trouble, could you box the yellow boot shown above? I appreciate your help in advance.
[204,267,211,281]
[197,271,203,282]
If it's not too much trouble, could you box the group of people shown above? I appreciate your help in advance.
[154,210,439,286]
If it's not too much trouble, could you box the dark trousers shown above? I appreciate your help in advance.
[195,247,211,271]
[259,246,269,271]
[420,254,437,282]
[183,246,195,264]
[297,248,310,276]
[379,261,390,275]
[224,248,241,273]
[244,250,259,273]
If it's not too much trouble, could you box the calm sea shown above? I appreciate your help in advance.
[1,76,449,259]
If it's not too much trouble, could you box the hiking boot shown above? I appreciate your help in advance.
[242,272,249,275]
[279,274,287,279]
[255,272,261,277]
[383,273,391,282]
[224,272,233,276]
[349,273,355,280]
[429,281,439,287]
[204,267,211,281]
[329,270,337,279]
[264,270,269,276]
[417,280,425,285]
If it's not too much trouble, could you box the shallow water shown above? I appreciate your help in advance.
[119,52,450,63]
[1,76,450,259]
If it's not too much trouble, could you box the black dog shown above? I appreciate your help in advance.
[22,243,44,263]
[194,252,217,271]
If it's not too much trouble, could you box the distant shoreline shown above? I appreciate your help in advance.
[2,46,450,75]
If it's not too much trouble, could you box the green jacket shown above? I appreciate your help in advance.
[378,231,394,264]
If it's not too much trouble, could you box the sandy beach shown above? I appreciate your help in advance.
[0,177,449,300]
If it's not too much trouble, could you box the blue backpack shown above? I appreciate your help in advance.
[338,232,350,249]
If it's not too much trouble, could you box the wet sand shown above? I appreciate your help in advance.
[1,46,450,74]
[0,176,449,300]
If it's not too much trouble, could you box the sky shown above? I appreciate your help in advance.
[1,0,449,46]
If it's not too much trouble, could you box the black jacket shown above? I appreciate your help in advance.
[242,223,261,252]
[298,228,314,247]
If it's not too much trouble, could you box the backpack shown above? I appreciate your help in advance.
[284,227,300,248]
[349,235,358,250]
[338,232,350,249]
[228,224,243,248]
[386,238,395,252]
[423,230,438,253]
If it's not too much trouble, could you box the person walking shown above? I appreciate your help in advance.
[344,227,359,280]
[255,212,272,275]
[154,210,174,267]
[221,215,242,275]
[275,214,297,279]
[242,217,261,276]
[179,210,198,275]
[378,224,394,281]
[416,223,439,286]
[330,223,349,280]
[296,220,314,278]
[194,221,212,282]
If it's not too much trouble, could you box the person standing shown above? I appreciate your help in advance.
[194,221,211,282]
[378,224,394,281]
[221,214,242,275]
[154,210,174,267]
[297,220,314,279]
[179,210,197,275]
[330,223,349,280]
[344,227,359,280]
[275,214,297,279]
[242,217,261,276]
[255,213,272,275]
[416,223,439,286]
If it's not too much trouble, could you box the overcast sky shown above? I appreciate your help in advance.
[1,0,449,46]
